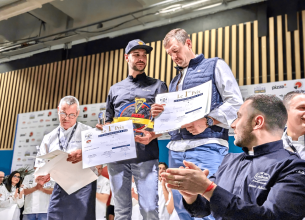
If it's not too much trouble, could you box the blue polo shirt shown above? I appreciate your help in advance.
[184,140,305,219]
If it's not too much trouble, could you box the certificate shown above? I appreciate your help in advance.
[81,120,137,168]
[154,80,212,134]
[35,150,97,195]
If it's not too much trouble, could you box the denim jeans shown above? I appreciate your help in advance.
[107,159,159,220]
[23,213,48,220]
[169,143,228,220]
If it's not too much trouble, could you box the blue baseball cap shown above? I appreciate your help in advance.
[125,39,153,54]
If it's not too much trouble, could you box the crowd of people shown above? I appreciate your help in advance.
[0,27,305,220]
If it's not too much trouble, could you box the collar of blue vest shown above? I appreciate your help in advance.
[174,54,205,71]
[242,140,284,157]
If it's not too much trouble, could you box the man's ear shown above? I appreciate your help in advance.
[253,115,264,130]
[185,39,192,50]
[124,54,129,62]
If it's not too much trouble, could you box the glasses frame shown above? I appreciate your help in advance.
[59,112,77,119]
[13,175,21,179]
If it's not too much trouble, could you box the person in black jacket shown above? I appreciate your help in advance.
[161,94,305,220]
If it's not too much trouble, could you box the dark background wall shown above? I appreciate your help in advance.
[1,0,304,73]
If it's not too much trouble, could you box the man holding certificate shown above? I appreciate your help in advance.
[35,96,96,220]
[152,28,243,220]
[96,39,167,220]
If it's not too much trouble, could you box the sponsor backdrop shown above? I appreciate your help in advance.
[9,78,305,172]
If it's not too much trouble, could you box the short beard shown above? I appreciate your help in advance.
[131,63,146,72]
[235,121,255,148]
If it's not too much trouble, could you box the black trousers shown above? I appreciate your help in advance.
[47,181,96,220]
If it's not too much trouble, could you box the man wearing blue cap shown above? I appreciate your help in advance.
[96,39,167,220]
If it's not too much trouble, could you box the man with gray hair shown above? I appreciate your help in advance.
[35,96,96,220]
[282,90,305,159]
[152,28,243,220]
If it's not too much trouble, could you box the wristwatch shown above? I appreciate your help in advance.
[205,116,214,127]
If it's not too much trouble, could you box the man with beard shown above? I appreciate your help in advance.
[96,39,167,220]
[282,90,305,159]
[161,94,305,220]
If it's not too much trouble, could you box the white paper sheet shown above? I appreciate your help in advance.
[154,81,212,134]
[35,151,97,195]
[0,204,17,220]
[81,120,137,168]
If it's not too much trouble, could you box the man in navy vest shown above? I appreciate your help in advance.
[152,28,243,220]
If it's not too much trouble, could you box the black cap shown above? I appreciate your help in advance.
[125,39,153,54]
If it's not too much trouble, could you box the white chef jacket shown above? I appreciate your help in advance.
[0,185,24,220]
[96,176,110,220]
[22,174,55,214]
[158,181,170,220]
[35,122,92,167]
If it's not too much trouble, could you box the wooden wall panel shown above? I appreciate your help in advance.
[58,61,65,105]
[92,53,100,104]
[166,55,172,87]
[204,30,209,58]
[38,65,46,111]
[224,26,230,64]
[79,57,86,104]
[238,23,244,86]
[63,60,70,98]
[71,58,78,97]
[269,17,275,82]
[83,55,91,105]
[113,50,119,85]
[97,53,104,103]
[303,11,305,78]
[253,21,259,84]
[75,57,82,100]
[261,36,267,83]
[149,42,156,78]
[22,68,32,112]
[107,52,114,100]
[30,67,39,112]
[34,66,42,111]
[218,28,223,58]
[197,31,203,55]
[49,63,57,109]
[67,59,74,96]
[102,52,109,102]
[231,25,237,78]
[211,29,216,58]
[160,40,166,83]
[285,14,292,80]
[246,22,251,85]
[192,33,197,54]
[277,15,284,81]
[0,72,9,147]
[294,13,301,79]
[53,62,61,108]
[155,41,161,80]
[88,54,96,104]
[117,49,124,82]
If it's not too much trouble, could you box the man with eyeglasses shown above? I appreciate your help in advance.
[0,171,4,186]
[35,96,96,220]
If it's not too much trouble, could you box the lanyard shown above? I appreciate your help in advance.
[285,135,299,155]
[57,122,78,151]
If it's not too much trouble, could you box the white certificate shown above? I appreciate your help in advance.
[154,80,212,134]
[81,120,137,168]
[35,150,98,195]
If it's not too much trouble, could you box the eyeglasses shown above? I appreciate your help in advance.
[13,175,21,179]
[59,112,77,119]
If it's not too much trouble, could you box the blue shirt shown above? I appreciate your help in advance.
[184,140,305,219]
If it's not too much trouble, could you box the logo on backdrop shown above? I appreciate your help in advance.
[38,113,44,117]
[29,132,33,137]
[254,86,266,93]
[48,112,52,117]
[272,83,286,90]
[83,107,88,112]
[294,82,302,89]
[29,114,35,119]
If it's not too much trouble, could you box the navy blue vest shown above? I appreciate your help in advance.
[168,54,228,141]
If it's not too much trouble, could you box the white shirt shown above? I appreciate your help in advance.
[35,122,92,167]
[282,130,305,159]
[158,181,170,220]
[167,59,243,151]
[165,190,179,220]
[22,174,55,214]
[96,176,110,220]
[0,185,24,220]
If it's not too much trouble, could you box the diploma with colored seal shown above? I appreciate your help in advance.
[154,80,212,134]
[81,120,136,168]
